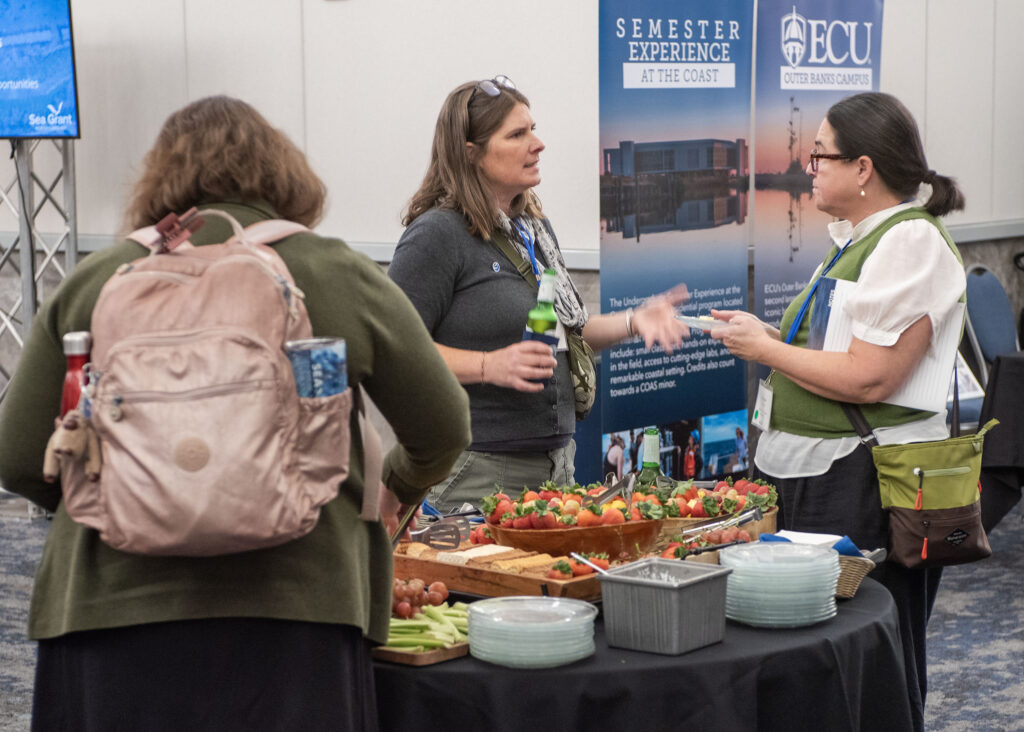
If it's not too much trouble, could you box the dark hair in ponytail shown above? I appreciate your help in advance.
[827,92,965,217]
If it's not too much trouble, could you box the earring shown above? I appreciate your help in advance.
[860,188,866,197]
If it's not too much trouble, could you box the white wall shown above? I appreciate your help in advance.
[10,0,1024,264]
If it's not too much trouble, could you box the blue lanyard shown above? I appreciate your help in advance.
[783,240,850,345]
[512,218,541,282]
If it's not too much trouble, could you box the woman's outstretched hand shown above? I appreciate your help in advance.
[632,284,691,352]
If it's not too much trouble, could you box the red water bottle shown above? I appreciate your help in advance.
[60,331,92,417]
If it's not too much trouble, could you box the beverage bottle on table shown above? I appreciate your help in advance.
[60,331,92,417]
[526,268,558,336]
[636,427,665,494]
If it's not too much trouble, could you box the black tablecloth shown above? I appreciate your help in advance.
[373,578,912,732]
[979,351,1024,531]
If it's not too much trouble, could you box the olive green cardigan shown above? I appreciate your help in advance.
[0,201,471,642]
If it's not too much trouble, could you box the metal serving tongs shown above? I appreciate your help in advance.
[390,503,471,550]
[585,472,636,508]
[674,506,764,541]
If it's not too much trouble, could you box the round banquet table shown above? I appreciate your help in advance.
[373,577,912,732]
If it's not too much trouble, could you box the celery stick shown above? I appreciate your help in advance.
[385,637,449,649]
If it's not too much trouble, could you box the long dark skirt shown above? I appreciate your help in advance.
[32,618,379,732]
[757,445,941,732]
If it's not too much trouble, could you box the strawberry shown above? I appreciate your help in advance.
[660,542,684,559]
[576,505,603,527]
[583,553,610,571]
[520,488,541,504]
[547,560,573,580]
[512,504,534,529]
[636,501,664,520]
[558,514,578,526]
[471,525,495,544]
[702,495,723,517]
[601,507,627,525]
[561,490,585,504]
[530,504,558,530]
[499,511,516,528]
[567,557,595,576]
[482,495,513,524]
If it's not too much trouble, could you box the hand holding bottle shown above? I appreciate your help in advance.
[482,341,558,393]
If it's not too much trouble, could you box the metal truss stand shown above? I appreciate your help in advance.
[0,138,78,402]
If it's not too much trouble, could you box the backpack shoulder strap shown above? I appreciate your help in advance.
[239,219,310,247]
[126,226,178,252]
[490,229,536,286]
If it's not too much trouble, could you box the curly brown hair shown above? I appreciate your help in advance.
[403,80,543,239]
[124,96,326,230]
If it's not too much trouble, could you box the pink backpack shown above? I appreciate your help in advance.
[56,208,382,556]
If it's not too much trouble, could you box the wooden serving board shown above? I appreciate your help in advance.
[372,642,469,666]
[393,553,602,601]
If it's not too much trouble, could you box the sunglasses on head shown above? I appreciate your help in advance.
[468,75,515,107]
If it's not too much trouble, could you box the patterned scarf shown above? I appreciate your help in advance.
[496,211,589,330]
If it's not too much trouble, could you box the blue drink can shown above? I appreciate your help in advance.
[285,338,347,397]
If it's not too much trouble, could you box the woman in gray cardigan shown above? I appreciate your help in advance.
[389,76,690,510]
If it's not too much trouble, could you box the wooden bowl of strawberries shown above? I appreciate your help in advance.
[488,521,662,562]
[480,483,662,561]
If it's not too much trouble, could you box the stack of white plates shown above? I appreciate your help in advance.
[719,543,841,628]
[468,596,598,669]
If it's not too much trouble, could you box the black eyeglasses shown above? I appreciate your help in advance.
[468,75,515,107]
[808,149,854,173]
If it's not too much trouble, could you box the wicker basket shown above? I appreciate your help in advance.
[836,554,876,599]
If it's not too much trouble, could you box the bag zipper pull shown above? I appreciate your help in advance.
[921,537,928,561]
[913,467,924,511]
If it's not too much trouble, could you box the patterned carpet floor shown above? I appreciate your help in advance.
[1,496,1022,731]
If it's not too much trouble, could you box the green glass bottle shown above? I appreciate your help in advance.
[636,427,663,493]
[526,268,558,335]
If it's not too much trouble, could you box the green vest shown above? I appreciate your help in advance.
[771,207,964,438]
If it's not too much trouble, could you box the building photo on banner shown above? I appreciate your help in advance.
[597,0,752,482]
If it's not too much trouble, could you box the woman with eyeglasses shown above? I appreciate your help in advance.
[710,92,966,732]
[389,76,690,511]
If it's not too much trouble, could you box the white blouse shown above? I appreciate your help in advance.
[755,201,966,479]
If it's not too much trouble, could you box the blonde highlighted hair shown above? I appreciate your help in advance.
[403,80,543,238]
[124,96,326,230]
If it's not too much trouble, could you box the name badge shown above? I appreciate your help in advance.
[752,379,773,432]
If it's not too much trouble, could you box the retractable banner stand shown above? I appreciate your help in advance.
[752,0,883,330]
[598,0,754,481]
